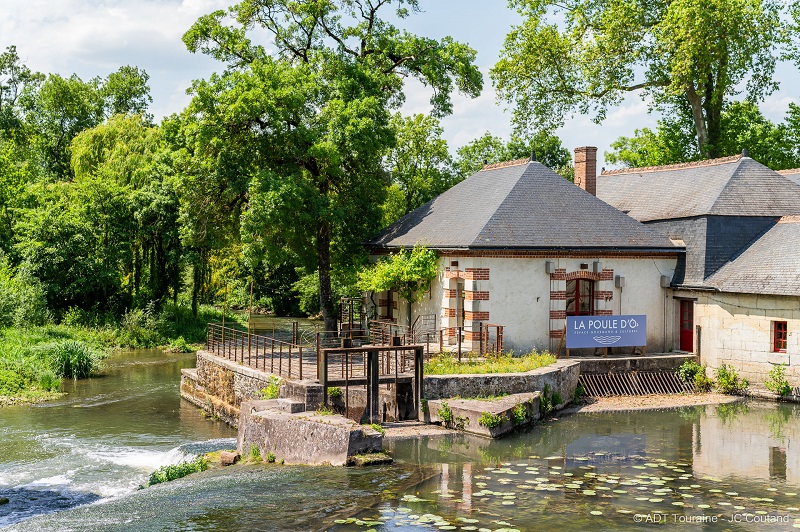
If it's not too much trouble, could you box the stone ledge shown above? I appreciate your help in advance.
[237,400,383,466]
[426,392,541,438]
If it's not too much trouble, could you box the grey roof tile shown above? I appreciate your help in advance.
[705,217,800,296]
[367,161,679,251]
[598,156,800,222]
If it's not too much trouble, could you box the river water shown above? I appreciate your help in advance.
[2,349,800,530]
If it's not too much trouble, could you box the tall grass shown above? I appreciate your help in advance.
[424,351,557,375]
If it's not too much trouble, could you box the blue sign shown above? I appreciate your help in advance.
[566,315,647,349]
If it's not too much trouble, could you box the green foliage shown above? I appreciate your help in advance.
[677,360,703,382]
[369,423,386,436]
[292,268,359,318]
[40,340,101,379]
[315,404,336,416]
[0,369,26,395]
[145,456,208,487]
[165,336,192,353]
[327,386,343,400]
[266,451,276,463]
[437,401,454,424]
[425,351,556,375]
[493,0,794,157]
[383,113,456,224]
[0,253,50,327]
[261,375,284,400]
[357,245,438,304]
[573,383,586,402]
[715,363,749,394]
[453,131,573,180]
[248,444,261,462]
[765,364,792,397]
[511,403,528,425]
[715,401,750,425]
[478,411,507,429]
[551,391,563,407]
[540,384,553,415]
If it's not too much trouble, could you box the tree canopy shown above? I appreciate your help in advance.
[183,0,482,330]
[492,0,796,158]
[453,131,572,180]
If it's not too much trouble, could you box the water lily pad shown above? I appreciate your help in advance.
[697,504,710,509]
[590,510,603,516]
[648,498,664,503]
[583,490,597,496]
[672,502,684,506]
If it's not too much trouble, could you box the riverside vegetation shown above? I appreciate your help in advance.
[424,351,557,375]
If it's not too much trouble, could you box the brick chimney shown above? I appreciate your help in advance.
[574,146,598,195]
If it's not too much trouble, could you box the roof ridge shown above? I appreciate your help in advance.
[777,168,800,175]
[601,154,742,176]
[480,157,531,171]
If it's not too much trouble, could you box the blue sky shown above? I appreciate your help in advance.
[2,0,798,168]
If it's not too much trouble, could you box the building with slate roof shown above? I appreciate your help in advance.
[597,154,800,389]
[365,149,684,354]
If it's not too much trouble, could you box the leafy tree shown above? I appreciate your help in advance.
[606,101,800,170]
[492,0,794,158]
[101,66,152,120]
[183,0,482,331]
[357,245,438,304]
[0,46,43,139]
[383,113,455,224]
[453,130,572,179]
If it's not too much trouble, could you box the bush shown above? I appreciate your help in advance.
[328,386,343,400]
[145,456,209,487]
[715,363,749,394]
[478,411,507,429]
[677,360,703,382]
[42,340,101,379]
[261,375,284,399]
[511,402,527,425]
[0,369,26,395]
[765,364,792,396]
[694,370,714,392]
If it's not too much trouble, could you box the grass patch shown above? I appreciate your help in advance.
[143,456,209,487]
[424,351,556,375]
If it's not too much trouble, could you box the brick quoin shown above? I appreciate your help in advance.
[549,329,564,338]
[549,310,566,320]
[444,289,458,298]
[550,291,566,300]
[600,269,614,281]
[445,270,461,279]
[596,310,614,316]
[463,268,490,280]
[465,310,489,321]
[464,330,483,341]
[465,291,490,300]
[444,308,457,318]
[594,290,614,300]
[550,269,567,280]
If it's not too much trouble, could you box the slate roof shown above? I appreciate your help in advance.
[777,168,800,186]
[705,217,800,296]
[366,160,679,252]
[597,156,800,222]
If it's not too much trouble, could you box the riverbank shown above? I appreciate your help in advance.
[0,304,246,405]
[562,392,744,413]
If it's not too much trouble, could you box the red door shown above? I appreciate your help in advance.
[679,300,694,352]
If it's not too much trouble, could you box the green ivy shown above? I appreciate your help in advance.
[357,245,438,303]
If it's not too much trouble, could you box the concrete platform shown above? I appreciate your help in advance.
[426,392,543,438]
[572,353,697,374]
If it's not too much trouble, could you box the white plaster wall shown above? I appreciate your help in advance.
[682,291,800,388]
[419,255,677,354]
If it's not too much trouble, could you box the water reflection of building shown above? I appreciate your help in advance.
[691,404,799,484]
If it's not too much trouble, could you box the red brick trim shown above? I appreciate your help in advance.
[433,250,680,259]
[464,330,483,341]
[550,268,567,280]
[463,268,490,280]
[566,271,600,281]
[599,268,614,281]
[444,308,457,318]
[549,329,564,338]
[464,310,489,321]
[596,310,613,316]
[445,269,461,279]
[550,310,566,320]
[550,290,566,300]
[594,290,613,301]
[444,289,458,298]
[465,291,489,301]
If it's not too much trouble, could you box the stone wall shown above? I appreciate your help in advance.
[181,350,274,427]
[423,359,580,403]
[680,291,800,390]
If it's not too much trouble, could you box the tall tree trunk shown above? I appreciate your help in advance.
[685,84,709,156]
[316,219,336,333]
[703,73,722,159]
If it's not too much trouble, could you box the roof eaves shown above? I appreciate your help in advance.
[601,154,743,176]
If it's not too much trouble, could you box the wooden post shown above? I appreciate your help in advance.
[557,322,567,358]
[415,346,424,421]
[320,349,328,407]
[367,348,380,424]
[457,326,462,362]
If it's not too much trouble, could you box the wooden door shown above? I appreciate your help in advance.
[679,300,694,352]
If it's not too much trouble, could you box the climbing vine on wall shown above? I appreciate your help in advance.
[357,245,438,303]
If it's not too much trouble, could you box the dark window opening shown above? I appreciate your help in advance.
[566,279,595,316]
